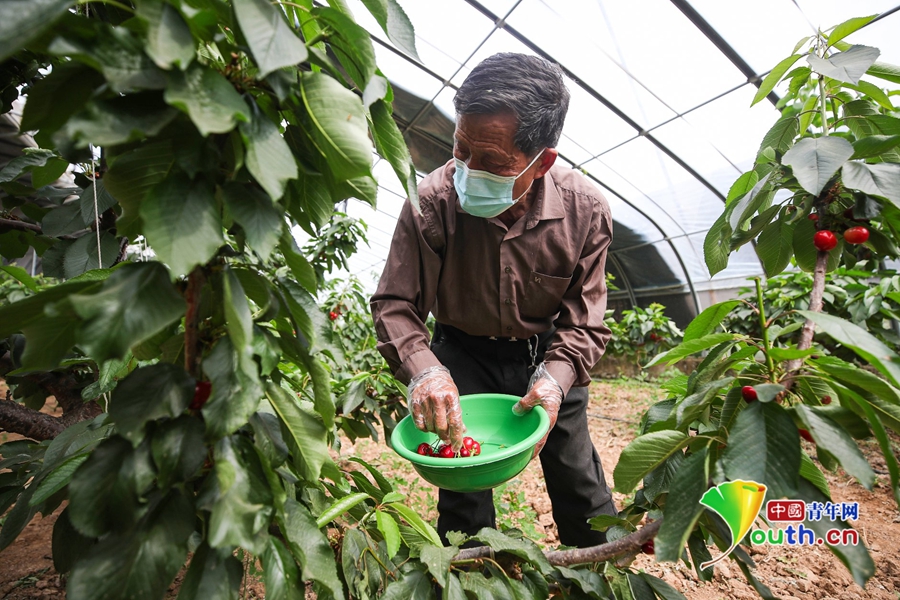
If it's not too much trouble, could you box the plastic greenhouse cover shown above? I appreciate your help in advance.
[325,0,900,309]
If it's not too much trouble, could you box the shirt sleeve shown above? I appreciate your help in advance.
[369,198,445,385]
[543,196,614,396]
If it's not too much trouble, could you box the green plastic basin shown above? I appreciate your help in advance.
[390,393,549,492]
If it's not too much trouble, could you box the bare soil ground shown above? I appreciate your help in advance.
[2,378,899,599]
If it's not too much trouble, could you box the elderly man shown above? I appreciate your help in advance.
[370,52,616,548]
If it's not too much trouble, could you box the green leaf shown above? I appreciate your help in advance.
[753,383,786,403]
[79,179,119,226]
[827,15,878,47]
[800,450,831,498]
[376,510,401,559]
[20,61,105,135]
[266,382,331,481]
[280,233,317,294]
[202,337,264,440]
[782,136,854,196]
[28,453,88,507]
[613,430,690,494]
[0,0,72,62]
[808,45,880,85]
[234,0,308,78]
[70,262,186,363]
[851,134,900,159]
[18,314,78,371]
[67,437,149,538]
[752,54,803,107]
[420,543,457,588]
[240,108,298,201]
[164,63,251,136]
[470,527,553,574]
[223,267,254,359]
[703,210,732,276]
[799,93,819,134]
[207,436,273,555]
[792,217,843,273]
[641,573,688,600]
[299,71,374,182]
[347,456,394,494]
[846,79,895,112]
[52,507,94,574]
[312,7,376,90]
[854,399,900,507]
[725,171,759,205]
[554,565,611,598]
[108,363,194,444]
[67,490,194,600]
[655,449,708,562]
[262,538,305,600]
[279,498,344,600]
[0,265,38,292]
[683,301,741,343]
[757,114,799,158]
[645,333,737,368]
[799,310,900,387]
[722,401,800,499]
[142,172,224,278]
[315,492,370,528]
[866,61,900,85]
[756,212,797,277]
[842,161,900,209]
[0,148,61,183]
[151,415,206,489]
[794,405,875,489]
[103,139,175,238]
[141,1,195,70]
[370,99,418,207]
[796,478,874,587]
[386,502,442,547]
[381,568,434,600]
[63,94,179,148]
[223,183,282,260]
[176,543,243,600]
[359,0,419,60]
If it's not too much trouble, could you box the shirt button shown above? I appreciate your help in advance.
[534,276,541,283]
[505,298,512,305]
[507,326,512,331]
[504,266,512,273]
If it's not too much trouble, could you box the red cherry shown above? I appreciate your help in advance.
[462,437,475,450]
[459,447,471,457]
[329,311,338,321]
[822,395,832,405]
[741,386,758,403]
[843,226,869,245]
[807,213,818,221]
[813,230,838,251]
[471,441,481,456]
[190,381,212,410]
[799,428,814,443]
[439,445,455,459]
[417,443,432,456]
[641,540,655,555]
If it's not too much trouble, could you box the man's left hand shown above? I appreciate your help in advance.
[512,364,563,457]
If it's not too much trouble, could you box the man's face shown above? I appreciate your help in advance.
[452,112,541,202]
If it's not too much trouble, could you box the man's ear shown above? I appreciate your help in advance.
[534,148,558,179]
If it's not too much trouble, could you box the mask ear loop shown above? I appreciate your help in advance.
[512,149,546,203]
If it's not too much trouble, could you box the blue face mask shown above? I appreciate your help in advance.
[453,150,544,218]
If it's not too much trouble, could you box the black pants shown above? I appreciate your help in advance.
[431,324,617,548]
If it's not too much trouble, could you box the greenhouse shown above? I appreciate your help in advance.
[1,0,900,599]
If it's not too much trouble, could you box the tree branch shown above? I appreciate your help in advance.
[0,217,41,234]
[0,398,65,440]
[453,519,662,567]
[184,266,206,379]
[785,250,829,380]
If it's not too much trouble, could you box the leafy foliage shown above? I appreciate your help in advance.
[604,303,684,364]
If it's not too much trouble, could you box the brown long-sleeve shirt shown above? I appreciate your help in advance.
[370,159,613,396]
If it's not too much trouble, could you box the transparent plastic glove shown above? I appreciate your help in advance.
[512,363,563,457]
[407,366,466,451]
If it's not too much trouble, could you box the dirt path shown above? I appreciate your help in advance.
[2,379,900,599]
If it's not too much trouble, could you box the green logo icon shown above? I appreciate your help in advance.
[699,480,767,569]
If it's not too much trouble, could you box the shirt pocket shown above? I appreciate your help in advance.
[521,271,572,318]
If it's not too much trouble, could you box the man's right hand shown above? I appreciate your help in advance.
[407,366,466,451]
